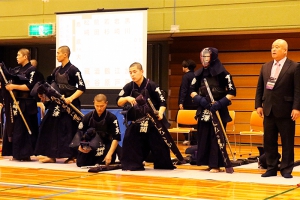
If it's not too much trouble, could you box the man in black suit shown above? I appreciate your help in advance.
[255,39,300,178]
[178,59,197,145]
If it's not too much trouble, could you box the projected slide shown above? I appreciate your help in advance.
[56,9,147,89]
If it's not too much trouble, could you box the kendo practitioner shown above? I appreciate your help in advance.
[74,94,121,167]
[0,49,39,161]
[30,59,44,102]
[35,45,86,163]
[116,62,175,171]
[30,59,44,83]
[190,47,236,173]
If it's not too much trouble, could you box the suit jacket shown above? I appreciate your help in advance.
[255,58,300,118]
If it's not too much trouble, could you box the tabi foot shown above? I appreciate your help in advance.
[20,157,32,162]
[209,168,224,173]
[40,157,56,163]
[204,167,212,171]
[64,157,76,164]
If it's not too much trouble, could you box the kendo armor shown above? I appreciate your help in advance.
[55,65,77,97]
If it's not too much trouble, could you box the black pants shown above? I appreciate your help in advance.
[263,112,295,175]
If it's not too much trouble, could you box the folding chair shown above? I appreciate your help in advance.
[0,106,3,143]
[239,111,264,157]
[168,110,197,145]
[226,110,236,156]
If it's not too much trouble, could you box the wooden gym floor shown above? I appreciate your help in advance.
[0,144,300,200]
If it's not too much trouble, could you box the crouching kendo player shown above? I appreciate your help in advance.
[72,94,121,167]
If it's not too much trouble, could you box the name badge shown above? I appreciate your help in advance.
[266,77,276,90]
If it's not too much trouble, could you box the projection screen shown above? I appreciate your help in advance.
[56,8,148,90]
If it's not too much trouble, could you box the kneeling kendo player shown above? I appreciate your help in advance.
[70,94,122,168]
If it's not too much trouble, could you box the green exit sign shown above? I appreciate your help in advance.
[28,23,55,36]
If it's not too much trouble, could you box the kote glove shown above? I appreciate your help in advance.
[210,97,231,113]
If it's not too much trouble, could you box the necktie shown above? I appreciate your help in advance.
[273,62,281,80]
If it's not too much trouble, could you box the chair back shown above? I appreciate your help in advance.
[176,110,197,126]
[227,110,235,126]
[250,111,263,131]
[227,110,235,132]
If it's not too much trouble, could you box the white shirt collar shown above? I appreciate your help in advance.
[274,57,287,66]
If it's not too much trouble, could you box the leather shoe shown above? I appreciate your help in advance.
[261,171,277,177]
[282,174,293,178]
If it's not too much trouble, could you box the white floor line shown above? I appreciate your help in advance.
[0,157,299,186]
[0,182,207,200]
